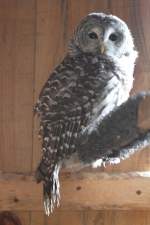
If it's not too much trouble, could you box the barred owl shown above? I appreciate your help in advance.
[35,13,138,215]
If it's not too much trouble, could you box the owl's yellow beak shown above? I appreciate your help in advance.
[100,44,106,54]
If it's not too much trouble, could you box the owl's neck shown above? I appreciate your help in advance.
[68,39,137,88]
[69,40,137,74]
[113,53,137,78]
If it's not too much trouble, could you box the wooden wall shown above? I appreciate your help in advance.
[0,0,150,224]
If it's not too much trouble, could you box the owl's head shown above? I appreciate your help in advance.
[71,13,138,63]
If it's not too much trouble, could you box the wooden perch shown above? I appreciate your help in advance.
[0,171,150,211]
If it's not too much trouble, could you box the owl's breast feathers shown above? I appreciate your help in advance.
[35,54,119,121]
[35,54,129,163]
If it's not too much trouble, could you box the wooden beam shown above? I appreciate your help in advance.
[0,171,150,211]
[138,94,150,130]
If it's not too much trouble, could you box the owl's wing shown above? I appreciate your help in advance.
[35,57,93,214]
[35,57,91,175]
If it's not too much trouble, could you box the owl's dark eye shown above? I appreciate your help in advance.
[88,32,98,39]
[109,33,118,42]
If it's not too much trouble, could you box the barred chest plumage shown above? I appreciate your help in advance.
[43,53,132,125]
[51,53,133,133]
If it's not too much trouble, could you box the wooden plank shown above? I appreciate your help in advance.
[0,171,150,211]
[46,211,83,225]
[33,0,67,171]
[61,171,150,210]
[1,210,150,225]
[46,210,150,225]
[30,212,45,225]
[0,0,36,173]
[103,211,150,225]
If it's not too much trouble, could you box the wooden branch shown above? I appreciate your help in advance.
[0,171,150,211]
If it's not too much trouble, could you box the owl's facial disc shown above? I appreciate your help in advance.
[76,21,124,56]
[73,13,137,61]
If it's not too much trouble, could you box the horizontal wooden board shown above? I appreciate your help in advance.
[11,210,150,225]
[0,171,150,211]
[46,210,150,225]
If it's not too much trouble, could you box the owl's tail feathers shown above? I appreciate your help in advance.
[35,164,61,216]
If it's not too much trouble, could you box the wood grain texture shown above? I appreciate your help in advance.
[0,0,150,224]
[30,212,45,225]
[13,210,150,225]
[45,210,150,225]
[138,95,150,130]
[0,0,36,173]
[32,0,68,171]
[0,172,150,211]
